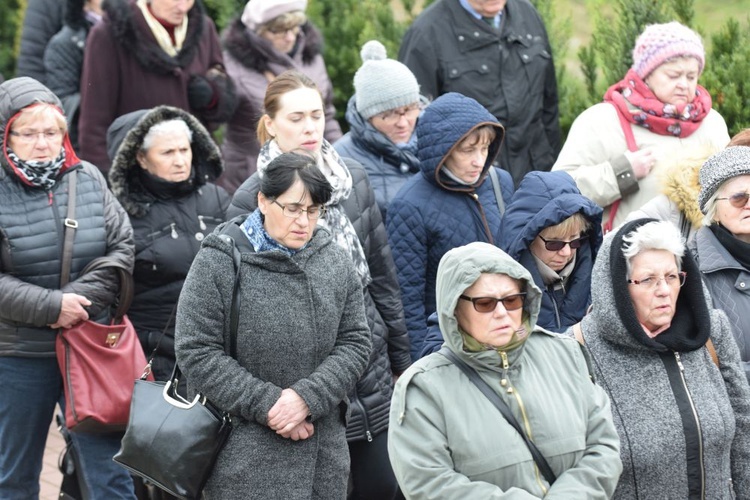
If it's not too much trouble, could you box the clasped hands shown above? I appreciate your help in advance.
[49,293,91,329]
[267,388,313,441]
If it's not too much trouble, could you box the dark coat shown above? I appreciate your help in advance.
[79,0,235,173]
[398,0,560,185]
[386,92,514,359]
[176,223,371,498]
[16,0,65,83]
[107,106,229,380]
[0,77,134,357]
[334,95,420,221]
[228,160,411,442]
[217,19,341,194]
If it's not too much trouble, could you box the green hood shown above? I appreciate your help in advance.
[436,242,542,361]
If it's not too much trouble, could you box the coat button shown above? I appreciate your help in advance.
[741,282,746,288]
[527,34,533,39]
[451,69,458,75]
[474,31,480,37]
[458,35,465,41]
[522,54,529,60]
[195,232,204,241]
[481,64,488,71]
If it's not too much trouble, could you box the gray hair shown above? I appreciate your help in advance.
[141,119,193,152]
[622,221,685,277]
[702,188,722,226]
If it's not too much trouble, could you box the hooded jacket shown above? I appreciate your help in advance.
[334,95,420,221]
[386,92,514,360]
[107,105,229,380]
[217,19,341,194]
[79,0,236,173]
[502,170,602,331]
[388,242,622,498]
[0,77,134,357]
[577,219,750,499]
[175,223,371,498]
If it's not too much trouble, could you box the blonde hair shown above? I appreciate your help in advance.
[540,213,591,239]
[14,103,67,133]
[256,11,306,35]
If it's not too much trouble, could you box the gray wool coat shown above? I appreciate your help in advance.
[575,220,750,499]
[175,224,372,499]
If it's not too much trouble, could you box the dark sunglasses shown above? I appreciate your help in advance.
[538,235,588,252]
[717,191,750,209]
[459,293,526,313]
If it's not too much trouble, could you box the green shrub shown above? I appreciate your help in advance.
[1,0,25,78]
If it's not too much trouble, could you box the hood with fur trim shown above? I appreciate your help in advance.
[107,105,223,217]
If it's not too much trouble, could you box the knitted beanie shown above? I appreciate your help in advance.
[698,146,750,213]
[631,22,705,79]
[354,40,420,119]
[241,0,307,30]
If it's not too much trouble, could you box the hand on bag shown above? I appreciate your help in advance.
[50,293,91,329]
[268,389,309,434]
[281,421,315,441]
[624,148,657,180]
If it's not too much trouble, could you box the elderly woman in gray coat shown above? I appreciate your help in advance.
[175,152,371,499]
[576,219,750,499]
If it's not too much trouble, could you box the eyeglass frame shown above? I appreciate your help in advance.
[716,191,750,209]
[271,199,326,220]
[458,293,527,313]
[537,234,588,252]
[374,103,423,125]
[627,271,687,289]
[8,128,65,144]
[266,24,302,37]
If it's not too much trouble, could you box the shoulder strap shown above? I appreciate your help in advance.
[60,170,78,287]
[603,103,638,234]
[705,339,719,368]
[488,167,506,216]
[572,322,596,383]
[440,349,557,485]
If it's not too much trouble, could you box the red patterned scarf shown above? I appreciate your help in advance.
[603,68,712,138]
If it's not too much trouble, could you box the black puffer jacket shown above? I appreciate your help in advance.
[227,160,411,441]
[108,106,229,380]
[0,77,134,357]
[16,0,66,83]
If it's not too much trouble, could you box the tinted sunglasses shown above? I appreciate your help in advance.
[459,293,526,313]
[538,235,588,252]
[717,191,750,209]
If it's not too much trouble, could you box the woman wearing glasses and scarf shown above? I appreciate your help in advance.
[691,146,750,385]
[388,242,622,499]
[576,219,750,498]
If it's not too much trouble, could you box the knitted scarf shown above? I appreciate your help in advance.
[6,147,66,190]
[604,69,711,138]
[136,0,188,56]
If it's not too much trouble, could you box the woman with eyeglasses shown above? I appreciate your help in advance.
[690,146,750,385]
[334,40,424,221]
[575,219,750,498]
[218,0,341,194]
[176,151,371,499]
[388,241,622,498]
[227,70,411,500]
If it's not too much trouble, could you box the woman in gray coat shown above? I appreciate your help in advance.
[175,152,371,499]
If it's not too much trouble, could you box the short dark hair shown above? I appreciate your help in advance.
[260,151,332,205]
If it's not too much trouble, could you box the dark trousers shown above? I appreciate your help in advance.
[348,430,400,500]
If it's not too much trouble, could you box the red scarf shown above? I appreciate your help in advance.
[603,69,712,138]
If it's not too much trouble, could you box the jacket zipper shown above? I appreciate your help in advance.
[674,352,706,500]
[499,351,548,496]
[352,391,373,442]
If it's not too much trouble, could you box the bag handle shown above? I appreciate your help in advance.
[60,170,78,287]
[77,257,134,321]
[440,349,557,485]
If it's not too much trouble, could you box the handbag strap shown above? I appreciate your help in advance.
[78,257,134,321]
[488,167,506,217]
[440,349,557,485]
[60,170,78,287]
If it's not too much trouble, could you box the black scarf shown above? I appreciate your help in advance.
[710,223,750,270]
[137,167,196,200]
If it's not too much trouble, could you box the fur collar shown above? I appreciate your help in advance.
[222,17,322,73]
[659,144,718,229]
[102,0,206,75]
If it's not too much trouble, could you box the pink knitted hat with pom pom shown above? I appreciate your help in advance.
[631,22,705,79]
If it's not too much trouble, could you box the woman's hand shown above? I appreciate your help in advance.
[268,389,310,434]
[279,421,315,441]
[50,293,91,329]
[624,148,657,179]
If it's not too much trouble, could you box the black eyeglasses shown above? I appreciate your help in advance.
[716,191,750,209]
[459,293,526,313]
[272,199,326,219]
[538,235,588,252]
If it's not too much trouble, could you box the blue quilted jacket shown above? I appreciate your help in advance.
[386,92,514,360]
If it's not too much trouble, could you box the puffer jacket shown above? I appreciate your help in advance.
[217,18,341,194]
[107,105,229,380]
[690,226,750,385]
[388,242,622,498]
[16,0,65,83]
[227,159,411,442]
[334,95,420,221]
[386,92,514,360]
[0,77,134,357]
[502,170,602,331]
[577,218,750,499]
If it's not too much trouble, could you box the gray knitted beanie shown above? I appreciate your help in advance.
[698,146,750,213]
[354,40,420,119]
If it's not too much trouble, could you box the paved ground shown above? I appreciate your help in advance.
[40,412,65,499]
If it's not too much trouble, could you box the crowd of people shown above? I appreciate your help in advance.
[2,0,750,498]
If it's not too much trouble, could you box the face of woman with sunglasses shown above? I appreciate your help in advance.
[714,174,750,243]
[529,228,584,272]
[455,273,524,348]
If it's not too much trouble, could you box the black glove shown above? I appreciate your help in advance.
[187,74,216,110]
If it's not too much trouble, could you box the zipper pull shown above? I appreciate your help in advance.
[500,351,513,392]
[170,223,178,239]
[674,352,685,372]
[366,430,373,442]
[198,215,206,230]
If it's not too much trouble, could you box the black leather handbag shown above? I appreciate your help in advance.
[113,237,243,500]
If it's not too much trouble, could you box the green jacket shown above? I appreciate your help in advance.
[388,242,622,498]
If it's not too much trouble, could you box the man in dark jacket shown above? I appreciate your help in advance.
[398,0,560,186]
[15,0,65,83]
